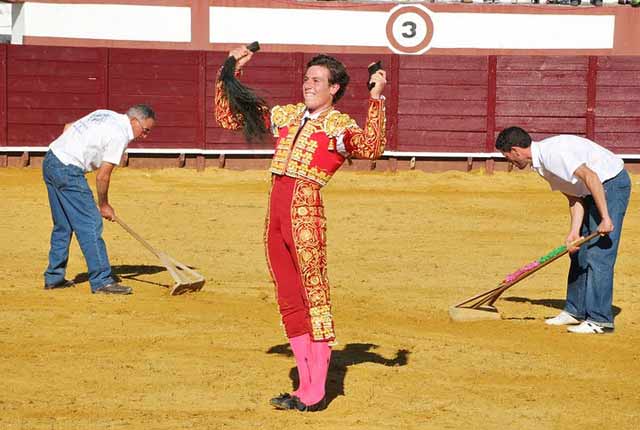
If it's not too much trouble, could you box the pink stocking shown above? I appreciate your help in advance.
[289,334,312,398]
[299,340,331,406]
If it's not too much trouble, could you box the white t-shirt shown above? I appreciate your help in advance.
[49,110,134,173]
[531,135,624,197]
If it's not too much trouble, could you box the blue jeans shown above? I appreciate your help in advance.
[43,151,115,291]
[564,170,631,328]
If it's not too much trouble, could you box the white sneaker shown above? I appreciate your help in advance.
[545,311,580,326]
[567,321,613,334]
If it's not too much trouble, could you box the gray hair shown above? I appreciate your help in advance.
[126,104,156,121]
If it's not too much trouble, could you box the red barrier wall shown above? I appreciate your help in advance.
[0,45,6,147]
[398,55,488,153]
[596,57,640,152]
[1,45,640,155]
[495,56,590,143]
[6,46,106,146]
[108,49,203,149]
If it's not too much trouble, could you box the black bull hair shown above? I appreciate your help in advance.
[219,56,271,143]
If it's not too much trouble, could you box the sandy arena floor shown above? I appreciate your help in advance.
[1,166,639,430]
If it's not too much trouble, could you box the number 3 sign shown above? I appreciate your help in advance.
[385,4,435,55]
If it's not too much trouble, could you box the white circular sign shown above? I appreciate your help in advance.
[386,5,435,55]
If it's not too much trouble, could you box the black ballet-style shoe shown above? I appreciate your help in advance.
[269,393,292,409]
[277,395,327,412]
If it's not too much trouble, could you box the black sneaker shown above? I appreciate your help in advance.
[44,279,75,290]
[93,283,132,295]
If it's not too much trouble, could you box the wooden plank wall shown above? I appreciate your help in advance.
[5,46,106,147]
[495,56,589,143]
[108,49,202,149]
[1,45,640,155]
[398,56,488,153]
[595,57,640,153]
[0,45,6,148]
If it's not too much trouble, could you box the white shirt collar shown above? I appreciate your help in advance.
[303,106,331,121]
[530,141,541,170]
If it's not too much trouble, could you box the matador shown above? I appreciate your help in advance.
[215,46,387,412]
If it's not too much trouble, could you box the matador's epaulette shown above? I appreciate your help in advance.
[323,110,357,138]
[270,103,306,135]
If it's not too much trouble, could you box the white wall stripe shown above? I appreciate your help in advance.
[210,6,615,51]
[434,13,615,50]
[24,3,191,42]
[210,7,387,47]
[0,4,11,36]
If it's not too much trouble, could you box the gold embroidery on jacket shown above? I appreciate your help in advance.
[271,103,306,135]
[345,99,386,159]
[270,111,335,186]
[324,111,357,138]
[269,100,386,185]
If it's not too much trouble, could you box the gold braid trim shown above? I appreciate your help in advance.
[324,110,357,138]
[344,98,386,159]
[291,180,335,341]
[270,103,306,136]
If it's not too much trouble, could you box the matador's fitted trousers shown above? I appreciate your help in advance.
[265,175,335,342]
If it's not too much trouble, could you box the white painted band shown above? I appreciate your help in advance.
[210,6,615,51]
[24,3,191,42]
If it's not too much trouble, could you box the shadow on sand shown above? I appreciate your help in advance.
[504,296,621,317]
[73,264,168,287]
[267,342,410,406]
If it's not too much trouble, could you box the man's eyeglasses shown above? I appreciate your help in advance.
[134,118,152,136]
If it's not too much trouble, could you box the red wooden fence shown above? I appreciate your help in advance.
[595,57,640,153]
[399,55,488,153]
[0,45,6,148]
[1,45,639,155]
[6,46,105,147]
[108,48,203,149]
[495,56,589,142]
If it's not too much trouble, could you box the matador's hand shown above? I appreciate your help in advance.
[369,69,387,99]
[228,46,253,71]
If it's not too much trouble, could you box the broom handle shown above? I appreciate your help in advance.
[500,231,600,289]
[481,231,601,307]
[569,231,600,247]
[114,216,162,259]
[454,231,600,308]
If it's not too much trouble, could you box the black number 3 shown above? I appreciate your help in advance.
[402,21,417,39]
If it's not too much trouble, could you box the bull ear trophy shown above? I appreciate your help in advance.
[219,41,270,143]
